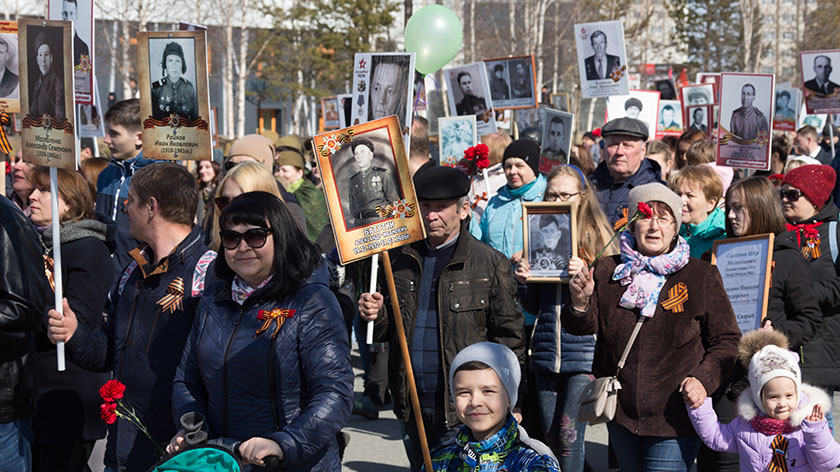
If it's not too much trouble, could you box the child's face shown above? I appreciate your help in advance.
[453,368,510,441]
[761,377,798,420]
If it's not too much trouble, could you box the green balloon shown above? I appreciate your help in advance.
[405,5,463,75]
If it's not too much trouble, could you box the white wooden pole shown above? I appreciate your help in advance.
[366,253,379,346]
[50,167,65,371]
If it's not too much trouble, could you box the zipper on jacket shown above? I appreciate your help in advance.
[222,306,245,437]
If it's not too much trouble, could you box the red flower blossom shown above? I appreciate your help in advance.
[637,202,653,219]
[461,144,490,176]
[100,402,117,424]
[99,380,126,402]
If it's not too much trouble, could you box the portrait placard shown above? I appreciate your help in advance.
[137,31,211,161]
[19,19,76,170]
[540,108,574,173]
[606,89,660,140]
[444,61,497,136]
[313,115,425,264]
[550,92,570,112]
[574,20,629,99]
[0,22,20,113]
[47,0,93,104]
[656,100,683,137]
[798,102,827,130]
[654,79,677,100]
[716,73,773,171]
[78,76,103,138]
[322,96,340,130]
[483,55,538,110]
[772,83,800,132]
[680,83,714,125]
[685,105,711,135]
[337,93,352,129]
[513,105,549,135]
[711,233,774,334]
[800,50,840,114]
[438,115,476,167]
[695,73,721,103]
[522,202,578,282]
[350,52,415,133]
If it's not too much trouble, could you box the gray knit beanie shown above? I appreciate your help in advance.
[448,342,520,410]
[628,182,683,229]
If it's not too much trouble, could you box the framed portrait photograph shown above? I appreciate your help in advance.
[513,105,546,135]
[438,115,476,167]
[655,79,678,100]
[798,101,827,130]
[574,20,629,99]
[656,100,683,137]
[19,18,76,170]
[137,31,211,161]
[550,92,570,112]
[313,115,425,264]
[716,73,774,171]
[0,22,20,113]
[800,50,840,114]
[483,55,537,110]
[695,73,721,103]
[606,89,661,140]
[540,108,574,173]
[680,83,715,124]
[337,93,352,129]
[444,61,497,136]
[711,233,774,334]
[48,0,93,104]
[685,105,712,135]
[772,83,800,132]
[522,202,578,282]
[350,52,415,132]
[321,96,340,130]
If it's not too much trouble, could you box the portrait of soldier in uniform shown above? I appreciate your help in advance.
[151,41,198,120]
[346,137,401,230]
[511,61,533,99]
[804,55,840,96]
[455,71,488,116]
[542,116,568,163]
[28,27,65,122]
[0,35,19,99]
[730,83,768,141]
[489,63,510,101]
[685,87,712,106]
[584,30,620,81]
[624,97,642,119]
[528,213,571,277]
[367,54,410,126]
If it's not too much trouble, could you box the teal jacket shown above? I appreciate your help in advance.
[471,174,546,258]
[679,206,726,259]
[424,414,559,472]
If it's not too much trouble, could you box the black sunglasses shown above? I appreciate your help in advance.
[779,189,803,201]
[219,227,271,250]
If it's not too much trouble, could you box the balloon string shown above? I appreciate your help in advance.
[412,77,425,119]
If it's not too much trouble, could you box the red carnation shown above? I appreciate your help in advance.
[637,202,653,219]
[100,402,117,424]
[99,379,126,402]
[476,156,490,170]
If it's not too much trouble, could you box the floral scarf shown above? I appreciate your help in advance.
[612,231,690,317]
[231,274,273,305]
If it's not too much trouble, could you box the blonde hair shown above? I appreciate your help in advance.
[668,165,723,204]
[210,161,285,251]
[481,132,513,166]
[545,166,617,263]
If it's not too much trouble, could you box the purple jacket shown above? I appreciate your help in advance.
[687,383,840,472]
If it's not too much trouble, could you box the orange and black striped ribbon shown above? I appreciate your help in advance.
[661,282,688,313]
[43,254,56,292]
[156,277,185,314]
[0,113,11,154]
[255,308,296,340]
[142,115,209,130]
[767,434,789,472]
[21,115,74,134]
[613,207,629,232]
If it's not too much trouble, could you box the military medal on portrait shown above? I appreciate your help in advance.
[716,73,774,171]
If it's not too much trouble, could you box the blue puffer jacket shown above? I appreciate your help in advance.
[172,263,353,471]
[521,283,595,374]
[471,174,546,258]
[590,158,663,228]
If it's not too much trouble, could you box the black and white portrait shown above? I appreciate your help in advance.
[575,20,628,99]
[444,61,496,135]
[717,73,774,170]
[583,30,620,81]
[726,83,769,141]
[439,116,476,167]
[0,31,19,100]
[655,79,677,100]
[338,93,352,128]
[801,50,840,114]
[149,37,198,121]
[330,128,403,231]
[527,212,572,278]
[486,60,510,102]
[687,105,709,133]
[550,92,570,112]
[657,100,683,135]
[484,55,537,109]
[350,53,414,130]
[26,24,65,122]
[539,109,573,173]
[48,0,93,102]
[681,84,714,107]
[606,90,661,139]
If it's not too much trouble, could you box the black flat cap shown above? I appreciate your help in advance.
[601,117,649,141]
[413,165,471,202]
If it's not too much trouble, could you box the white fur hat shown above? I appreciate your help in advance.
[748,344,802,411]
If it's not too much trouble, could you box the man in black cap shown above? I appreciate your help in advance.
[590,117,663,228]
[357,166,525,471]
[347,136,401,229]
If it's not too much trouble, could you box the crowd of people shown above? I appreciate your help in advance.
[3,93,840,472]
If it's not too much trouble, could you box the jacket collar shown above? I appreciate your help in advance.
[681,206,726,239]
[495,174,546,202]
[592,157,661,189]
[737,383,831,428]
[404,221,476,268]
[128,225,203,279]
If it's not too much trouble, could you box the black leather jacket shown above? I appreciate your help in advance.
[0,197,49,422]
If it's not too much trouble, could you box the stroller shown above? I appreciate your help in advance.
[148,413,281,472]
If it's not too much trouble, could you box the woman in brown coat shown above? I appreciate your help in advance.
[564,182,740,472]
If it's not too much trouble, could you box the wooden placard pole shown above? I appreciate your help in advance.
[381,250,433,471]
[50,167,66,371]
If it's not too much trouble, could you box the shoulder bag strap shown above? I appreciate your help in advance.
[615,316,645,375]
[830,220,839,270]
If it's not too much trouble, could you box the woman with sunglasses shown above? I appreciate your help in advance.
[169,191,353,470]
[696,176,822,472]
[512,165,616,471]
[779,165,840,429]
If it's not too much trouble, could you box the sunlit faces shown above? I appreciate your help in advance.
[676,180,717,226]
[604,135,645,181]
[726,188,750,237]
[198,160,216,184]
[503,157,536,189]
[419,199,469,246]
[544,174,582,203]
[780,183,818,222]
[37,44,53,76]
[633,202,677,257]
[104,124,142,160]
[28,185,69,227]
[370,62,400,119]
[222,223,274,288]
[453,368,510,442]
[275,164,303,187]
[11,156,34,193]
[761,377,798,421]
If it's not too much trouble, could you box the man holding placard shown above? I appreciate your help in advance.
[357,166,525,471]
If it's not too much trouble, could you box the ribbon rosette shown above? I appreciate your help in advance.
[77,55,91,74]
[255,308,296,340]
[755,130,769,147]
[317,130,353,158]
[390,199,416,218]
[610,65,627,83]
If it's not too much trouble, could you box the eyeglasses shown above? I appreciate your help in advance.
[779,189,803,202]
[638,215,675,226]
[219,227,272,250]
[545,191,581,202]
[215,196,231,210]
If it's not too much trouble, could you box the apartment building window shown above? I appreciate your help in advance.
[764,32,776,40]
[783,32,794,40]
[783,13,794,21]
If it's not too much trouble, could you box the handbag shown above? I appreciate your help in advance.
[577,316,644,425]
